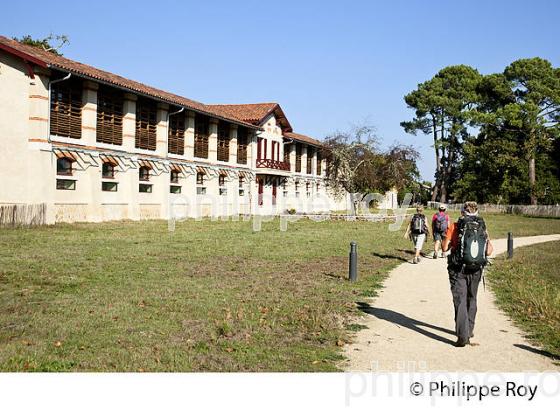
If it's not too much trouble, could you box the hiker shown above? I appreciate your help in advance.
[404,205,431,264]
[442,201,494,347]
[432,204,450,258]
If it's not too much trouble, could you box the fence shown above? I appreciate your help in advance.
[0,203,48,227]
[427,202,560,218]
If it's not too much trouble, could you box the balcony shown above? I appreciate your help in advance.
[256,158,290,171]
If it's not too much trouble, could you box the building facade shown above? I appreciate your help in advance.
[0,36,347,224]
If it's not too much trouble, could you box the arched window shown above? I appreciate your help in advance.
[56,157,74,176]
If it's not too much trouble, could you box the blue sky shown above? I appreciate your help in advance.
[4,0,559,181]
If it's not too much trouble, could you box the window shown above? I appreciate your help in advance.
[102,162,115,179]
[257,137,267,160]
[135,98,157,150]
[295,181,300,198]
[196,172,204,185]
[139,166,150,181]
[170,170,181,194]
[219,174,227,195]
[307,147,313,174]
[168,111,185,155]
[194,115,209,158]
[237,127,248,164]
[317,151,322,175]
[217,122,230,162]
[56,179,75,190]
[196,172,207,194]
[139,184,152,193]
[50,78,82,139]
[102,181,118,192]
[97,86,123,145]
[57,157,74,176]
[282,180,288,197]
[306,182,311,197]
[238,176,245,196]
[295,143,302,172]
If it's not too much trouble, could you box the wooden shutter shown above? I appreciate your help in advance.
[284,143,290,165]
[168,112,185,155]
[316,151,322,175]
[50,78,82,139]
[217,122,230,162]
[96,86,123,145]
[237,127,248,164]
[307,147,313,174]
[194,114,209,158]
[135,98,157,151]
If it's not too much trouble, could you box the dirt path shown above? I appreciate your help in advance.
[342,234,560,371]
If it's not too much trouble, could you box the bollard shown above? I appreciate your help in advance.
[349,241,358,282]
[507,232,513,259]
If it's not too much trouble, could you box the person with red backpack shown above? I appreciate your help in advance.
[442,202,494,347]
[432,204,450,259]
[404,205,431,264]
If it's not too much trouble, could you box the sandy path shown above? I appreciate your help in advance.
[342,234,560,371]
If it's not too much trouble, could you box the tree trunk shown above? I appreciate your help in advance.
[440,179,447,204]
[529,155,537,205]
[431,183,439,203]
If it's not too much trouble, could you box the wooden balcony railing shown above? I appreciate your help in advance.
[256,158,290,171]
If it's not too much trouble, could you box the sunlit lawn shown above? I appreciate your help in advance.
[1,212,559,371]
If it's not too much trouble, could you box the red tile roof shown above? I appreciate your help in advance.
[283,132,322,147]
[209,104,323,146]
[208,103,294,132]
[208,103,278,124]
[0,35,259,130]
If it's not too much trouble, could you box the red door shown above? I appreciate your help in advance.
[258,178,264,206]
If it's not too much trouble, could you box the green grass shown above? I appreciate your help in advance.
[1,213,559,371]
[487,240,560,360]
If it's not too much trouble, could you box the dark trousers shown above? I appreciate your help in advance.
[448,266,482,341]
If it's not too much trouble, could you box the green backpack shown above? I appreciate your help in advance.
[454,216,488,270]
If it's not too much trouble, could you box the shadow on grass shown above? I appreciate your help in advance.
[514,344,560,363]
[357,302,456,346]
[371,252,408,262]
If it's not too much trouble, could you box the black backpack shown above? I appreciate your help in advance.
[453,216,488,270]
[411,214,426,234]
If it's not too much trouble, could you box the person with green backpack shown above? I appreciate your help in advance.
[404,205,431,264]
[442,202,494,347]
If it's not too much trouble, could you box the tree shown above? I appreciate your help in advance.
[14,34,69,56]
[498,58,560,204]
[401,65,482,203]
[323,125,419,212]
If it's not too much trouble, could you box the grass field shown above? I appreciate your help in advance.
[487,240,560,360]
[1,212,560,371]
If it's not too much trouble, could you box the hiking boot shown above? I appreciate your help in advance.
[433,253,437,259]
[412,257,418,264]
[455,338,470,347]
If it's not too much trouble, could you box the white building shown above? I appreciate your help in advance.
[0,35,348,224]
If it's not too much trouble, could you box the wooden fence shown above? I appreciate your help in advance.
[0,203,47,227]
[427,202,560,218]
